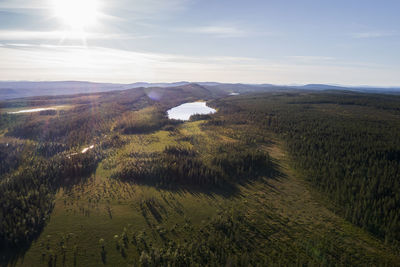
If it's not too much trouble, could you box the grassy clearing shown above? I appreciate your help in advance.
[16,121,222,266]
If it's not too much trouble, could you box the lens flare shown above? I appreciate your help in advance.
[52,0,100,29]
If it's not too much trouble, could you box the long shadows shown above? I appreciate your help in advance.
[121,157,284,200]
[0,167,97,267]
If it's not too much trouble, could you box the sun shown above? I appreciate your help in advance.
[52,0,100,29]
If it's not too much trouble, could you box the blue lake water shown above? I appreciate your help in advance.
[167,102,216,121]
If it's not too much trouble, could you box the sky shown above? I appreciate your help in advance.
[0,0,399,86]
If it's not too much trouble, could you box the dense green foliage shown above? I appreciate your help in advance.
[212,143,276,179]
[111,144,276,188]
[114,107,168,134]
[214,91,400,245]
[275,110,400,244]
[111,147,223,187]
[189,114,212,121]
[0,113,18,131]
[0,151,101,250]
[0,142,28,178]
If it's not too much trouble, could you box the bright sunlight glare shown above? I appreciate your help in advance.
[52,0,100,29]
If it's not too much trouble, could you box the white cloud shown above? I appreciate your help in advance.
[0,44,259,82]
[0,0,188,11]
[0,30,149,41]
[287,56,335,63]
[185,26,246,38]
[352,31,397,39]
[116,0,191,15]
[1,44,399,86]
[177,25,274,38]
[0,0,48,9]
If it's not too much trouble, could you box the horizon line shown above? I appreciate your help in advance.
[0,80,400,89]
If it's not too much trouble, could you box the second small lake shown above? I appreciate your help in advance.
[167,102,216,121]
[7,105,66,114]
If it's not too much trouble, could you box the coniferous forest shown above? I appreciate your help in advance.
[212,92,400,246]
[0,86,400,266]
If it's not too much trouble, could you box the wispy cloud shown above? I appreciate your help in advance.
[1,44,399,86]
[287,56,335,63]
[184,26,246,38]
[352,31,397,39]
[116,0,191,15]
[177,24,275,38]
[0,30,150,41]
[0,44,259,82]
[0,0,48,10]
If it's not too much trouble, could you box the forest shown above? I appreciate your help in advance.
[0,86,400,266]
[111,143,276,188]
[212,91,400,246]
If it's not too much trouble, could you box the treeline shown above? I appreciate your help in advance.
[0,142,29,179]
[189,114,212,121]
[213,143,277,179]
[111,146,224,187]
[286,92,400,113]
[111,144,276,188]
[0,113,18,132]
[114,107,169,135]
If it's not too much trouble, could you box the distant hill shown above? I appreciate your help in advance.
[301,84,400,94]
[0,81,193,100]
[0,81,127,100]
[199,83,288,93]
[0,81,399,100]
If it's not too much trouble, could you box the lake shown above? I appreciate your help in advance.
[7,106,65,114]
[167,102,216,121]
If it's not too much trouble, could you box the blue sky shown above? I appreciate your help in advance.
[0,0,399,85]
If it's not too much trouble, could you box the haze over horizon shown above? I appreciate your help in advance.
[1,0,400,86]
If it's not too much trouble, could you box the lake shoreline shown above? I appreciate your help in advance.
[167,102,216,120]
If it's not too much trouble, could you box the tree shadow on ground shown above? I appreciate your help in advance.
[122,158,284,200]
[0,168,97,267]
